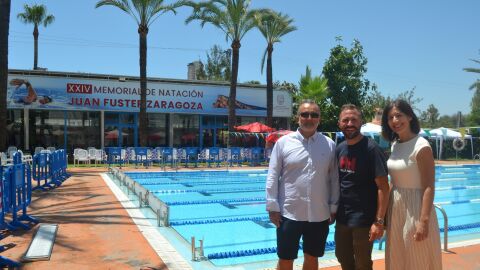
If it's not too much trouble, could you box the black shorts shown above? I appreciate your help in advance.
[276,216,330,260]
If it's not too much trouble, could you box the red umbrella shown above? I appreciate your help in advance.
[105,129,128,140]
[266,130,294,143]
[234,122,275,133]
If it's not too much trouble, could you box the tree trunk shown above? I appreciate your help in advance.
[33,24,38,70]
[228,40,240,133]
[0,0,10,152]
[266,44,273,128]
[138,26,148,146]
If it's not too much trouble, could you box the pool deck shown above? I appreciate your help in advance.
[1,164,480,269]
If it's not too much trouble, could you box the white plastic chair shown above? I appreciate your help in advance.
[18,150,33,164]
[73,148,85,166]
[34,147,45,155]
[47,146,56,152]
[0,152,12,166]
[88,148,97,163]
[93,149,105,167]
[7,146,17,159]
[75,149,90,166]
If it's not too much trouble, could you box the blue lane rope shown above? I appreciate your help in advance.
[436,185,480,191]
[138,179,265,186]
[171,216,269,226]
[152,186,263,194]
[207,241,337,260]
[166,197,265,206]
[439,221,480,233]
[435,198,480,205]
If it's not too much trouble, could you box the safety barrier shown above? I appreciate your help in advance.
[0,150,70,267]
[32,153,52,190]
[32,150,70,190]
[2,153,38,230]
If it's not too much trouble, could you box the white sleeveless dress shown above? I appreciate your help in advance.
[386,135,442,270]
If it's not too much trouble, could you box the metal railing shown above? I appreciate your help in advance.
[434,203,448,251]
[109,167,170,227]
[377,203,449,252]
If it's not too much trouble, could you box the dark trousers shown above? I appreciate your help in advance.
[335,223,373,270]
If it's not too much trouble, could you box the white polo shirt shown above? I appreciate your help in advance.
[266,130,339,222]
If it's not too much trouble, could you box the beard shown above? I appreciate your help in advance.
[342,127,360,140]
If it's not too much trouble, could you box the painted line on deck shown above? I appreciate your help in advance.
[101,173,192,270]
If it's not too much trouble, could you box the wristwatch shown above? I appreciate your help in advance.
[375,217,385,226]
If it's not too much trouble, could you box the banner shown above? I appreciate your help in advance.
[7,74,292,117]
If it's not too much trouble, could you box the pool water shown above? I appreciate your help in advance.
[124,165,480,267]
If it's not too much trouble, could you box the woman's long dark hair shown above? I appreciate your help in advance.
[381,99,420,142]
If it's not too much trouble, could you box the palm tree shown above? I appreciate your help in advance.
[96,0,186,146]
[255,10,296,127]
[17,4,54,70]
[292,66,330,128]
[185,0,257,132]
[0,0,11,151]
[464,58,480,124]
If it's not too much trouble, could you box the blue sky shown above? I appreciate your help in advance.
[8,0,480,116]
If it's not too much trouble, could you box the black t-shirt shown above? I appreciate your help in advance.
[336,136,388,227]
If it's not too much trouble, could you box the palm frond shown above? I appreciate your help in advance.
[469,80,480,90]
[96,0,140,25]
[43,15,55,27]
[470,59,480,65]
[464,67,480,74]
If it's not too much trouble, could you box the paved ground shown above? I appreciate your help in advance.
[0,167,165,270]
[0,164,479,269]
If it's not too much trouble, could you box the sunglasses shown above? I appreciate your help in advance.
[300,112,320,119]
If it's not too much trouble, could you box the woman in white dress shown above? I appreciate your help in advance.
[381,99,442,270]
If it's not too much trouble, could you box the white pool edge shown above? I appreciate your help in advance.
[101,173,193,270]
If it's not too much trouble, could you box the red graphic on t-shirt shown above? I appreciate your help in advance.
[339,156,356,173]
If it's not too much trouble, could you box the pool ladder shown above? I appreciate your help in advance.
[191,236,207,261]
[378,203,449,252]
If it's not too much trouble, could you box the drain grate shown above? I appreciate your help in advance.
[23,224,58,261]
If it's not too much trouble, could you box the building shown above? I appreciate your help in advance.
[187,61,203,80]
[6,69,292,154]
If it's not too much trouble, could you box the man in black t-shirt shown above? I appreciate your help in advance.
[335,104,390,270]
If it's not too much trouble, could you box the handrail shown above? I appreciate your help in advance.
[434,203,448,251]
[377,204,449,252]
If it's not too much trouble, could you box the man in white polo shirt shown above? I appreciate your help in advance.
[266,100,339,270]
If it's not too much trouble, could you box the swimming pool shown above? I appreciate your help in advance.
[120,164,480,268]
